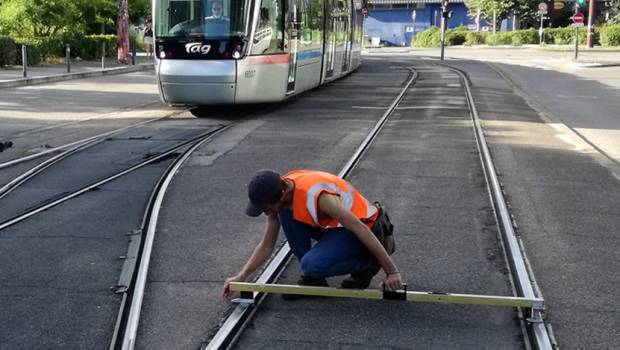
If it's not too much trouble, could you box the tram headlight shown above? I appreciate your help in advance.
[159,51,166,59]
[232,51,241,59]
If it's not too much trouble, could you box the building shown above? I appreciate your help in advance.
[364,0,473,46]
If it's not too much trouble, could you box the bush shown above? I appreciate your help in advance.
[545,27,574,44]
[465,32,488,45]
[485,32,512,46]
[0,36,16,66]
[65,34,117,60]
[511,29,538,45]
[13,37,60,65]
[446,27,469,46]
[413,26,441,47]
[600,24,620,46]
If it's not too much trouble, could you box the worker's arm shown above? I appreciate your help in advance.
[222,214,280,299]
[318,193,402,291]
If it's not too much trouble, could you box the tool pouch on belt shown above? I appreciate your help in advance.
[372,201,395,255]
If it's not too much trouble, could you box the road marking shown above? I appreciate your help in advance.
[557,94,600,99]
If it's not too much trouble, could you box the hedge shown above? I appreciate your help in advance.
[600,24,620,46]
[0,36,17,67]
[446,26,469,46]
[413,26,441,47]
[485,32,513,45]
[413,26,619,47]
[511,29,538,46]
[464,32,487,45]
[10,34,117,65]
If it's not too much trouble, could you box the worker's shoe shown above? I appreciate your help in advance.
[340,260,381,289]
[281,276,328,300]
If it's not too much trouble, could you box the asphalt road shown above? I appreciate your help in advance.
[1,49,619,349]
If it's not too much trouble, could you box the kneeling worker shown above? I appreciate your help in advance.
[222,169,401,299]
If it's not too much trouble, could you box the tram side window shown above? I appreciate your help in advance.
[251,0,284,54]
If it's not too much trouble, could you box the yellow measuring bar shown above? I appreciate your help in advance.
[229,282,544,310]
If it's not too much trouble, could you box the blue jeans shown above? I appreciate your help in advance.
[278,209,372,278]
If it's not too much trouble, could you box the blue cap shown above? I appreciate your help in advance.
[245,170,284,217]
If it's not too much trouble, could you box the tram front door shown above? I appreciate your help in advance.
[287,0,300,93]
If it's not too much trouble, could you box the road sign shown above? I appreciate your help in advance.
[573,12,584,24]
[553,1,564,9]
[538,2,548,14]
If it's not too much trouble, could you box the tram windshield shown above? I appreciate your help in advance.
[155,0,248,38]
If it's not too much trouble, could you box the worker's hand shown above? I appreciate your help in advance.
[381,272,402,292]
[222,274,245,300]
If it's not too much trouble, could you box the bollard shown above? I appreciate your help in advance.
[131,40,136,65]
[22,45,28,78]
[102,42,106,69]
[65,44,71,73]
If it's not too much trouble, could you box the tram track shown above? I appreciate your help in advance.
[197,63,554,349]
[0,125,226,231]
[202,66,419,350]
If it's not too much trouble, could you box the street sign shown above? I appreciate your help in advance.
[553,1,564,9]
[573,13,584,24]
[538,2,548,14]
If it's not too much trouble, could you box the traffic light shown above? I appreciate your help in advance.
[576,0,586,7]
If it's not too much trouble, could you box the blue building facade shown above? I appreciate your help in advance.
[364,0,473,46]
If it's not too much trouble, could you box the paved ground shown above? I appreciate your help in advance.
[0,55,153,83]
[1,47,619,349]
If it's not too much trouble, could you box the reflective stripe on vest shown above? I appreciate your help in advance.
[284,170,378,229]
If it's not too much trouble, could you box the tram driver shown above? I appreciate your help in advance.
[222,169,402,300]
[204,0,230,35]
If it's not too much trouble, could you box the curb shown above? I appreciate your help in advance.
[0,63,154,89]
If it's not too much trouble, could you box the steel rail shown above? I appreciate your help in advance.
[449,66,553,350]
[0,127,226,232]
[0,136,106,199]
[0,111,184,171]
[117,124,234,350]
[205,66,419,350]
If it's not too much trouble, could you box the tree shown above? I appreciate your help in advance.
[609,0,620,23]
[0,0,82,37]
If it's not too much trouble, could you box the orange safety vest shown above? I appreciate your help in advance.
[283,170,378,229]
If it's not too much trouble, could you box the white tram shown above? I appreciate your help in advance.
[153,0,365,105]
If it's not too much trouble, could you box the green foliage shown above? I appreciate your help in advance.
[129,0,152,23]
[510,28,537,45]
[0,0,83,37]
[465,31,488,45]
[11,34,117,65]
[544,27,592,45]
[485,32,512,45]
[446,27,469,45]
[600,24,620,46]
[0,0,150,38]
[412,26,441,47]
[0,35,16,66]
[609,1,620,24]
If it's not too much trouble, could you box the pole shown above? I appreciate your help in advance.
[539,14,544,45]
[493,9,496,35]
[575,26,580,60]
[440,13,446,60]
[131,39,136,65]
[574,7,579,60]
[65,44,71,73]
[586,0,595,48]
[102,42,106,69]
[21,45,27,78]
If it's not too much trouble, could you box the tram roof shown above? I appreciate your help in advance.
[368,0,465,4]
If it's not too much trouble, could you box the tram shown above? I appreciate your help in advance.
[153,0,365,105]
